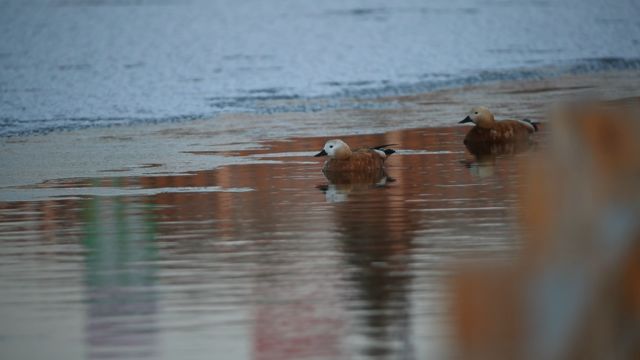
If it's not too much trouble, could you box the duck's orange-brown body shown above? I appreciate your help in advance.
[460,107,537,146]
[314,139,395,175]
[322,148,387,174]
[463,120,535,144]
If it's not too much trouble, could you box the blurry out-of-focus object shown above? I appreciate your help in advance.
[450,98,640,359]
[459,106,539,145]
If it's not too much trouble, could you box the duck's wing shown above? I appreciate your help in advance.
[349,148,388,163]
[490,120,536,141]
[501,119,536,134]
[370,144,397,157]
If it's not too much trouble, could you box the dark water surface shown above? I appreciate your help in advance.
[0,126,530,359]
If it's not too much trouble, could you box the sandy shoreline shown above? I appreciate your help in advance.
[1,69,639,197]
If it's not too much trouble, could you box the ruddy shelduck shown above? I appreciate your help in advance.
[314,139,396,173]
[459,107,538,144]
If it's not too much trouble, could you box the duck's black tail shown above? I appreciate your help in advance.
[522,118,540,132]
[373,144,398,156]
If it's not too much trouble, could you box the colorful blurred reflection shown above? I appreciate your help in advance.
[82,194,158,359]
[0,125,535,359]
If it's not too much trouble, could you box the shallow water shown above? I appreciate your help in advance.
[1,0,640,135]
[0,126,530,359]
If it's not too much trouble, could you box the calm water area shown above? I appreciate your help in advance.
[0,126,529,359]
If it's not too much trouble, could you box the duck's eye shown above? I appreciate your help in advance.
[329,145,333,148]
[474,112,478,115]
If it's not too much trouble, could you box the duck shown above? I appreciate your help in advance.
[313,139,396,174]
[459,107,538,145]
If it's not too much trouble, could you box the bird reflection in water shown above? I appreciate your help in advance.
[325,169,415,358]
[316,169,395,203]
[461,139,536,178]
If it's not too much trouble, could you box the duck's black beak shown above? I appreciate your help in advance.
[459,116,473,124]
[314,149,328,157]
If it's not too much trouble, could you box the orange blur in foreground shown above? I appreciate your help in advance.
[450,98,640,360]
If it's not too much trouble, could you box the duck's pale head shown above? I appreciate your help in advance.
[460,106,496,129]
[314,139,352,160]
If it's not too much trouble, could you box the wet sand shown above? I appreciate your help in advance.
[0,70,639,359]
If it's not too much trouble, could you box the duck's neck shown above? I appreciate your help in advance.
[334,147,352,160]
[476,115,496,129]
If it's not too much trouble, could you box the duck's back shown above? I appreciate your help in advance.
[323,148,386,173]
[464,119,535,144]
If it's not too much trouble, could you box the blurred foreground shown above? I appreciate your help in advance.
[451,98,640,359]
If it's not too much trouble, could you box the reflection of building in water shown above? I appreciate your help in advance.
[129,128,522,359]
[218,159,347,360]
[0,124,531,359]
[252,265,345,360]
[82,195,158,360]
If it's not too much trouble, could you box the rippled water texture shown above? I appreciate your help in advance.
[1,0,639,135]
[0,126,531,359]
